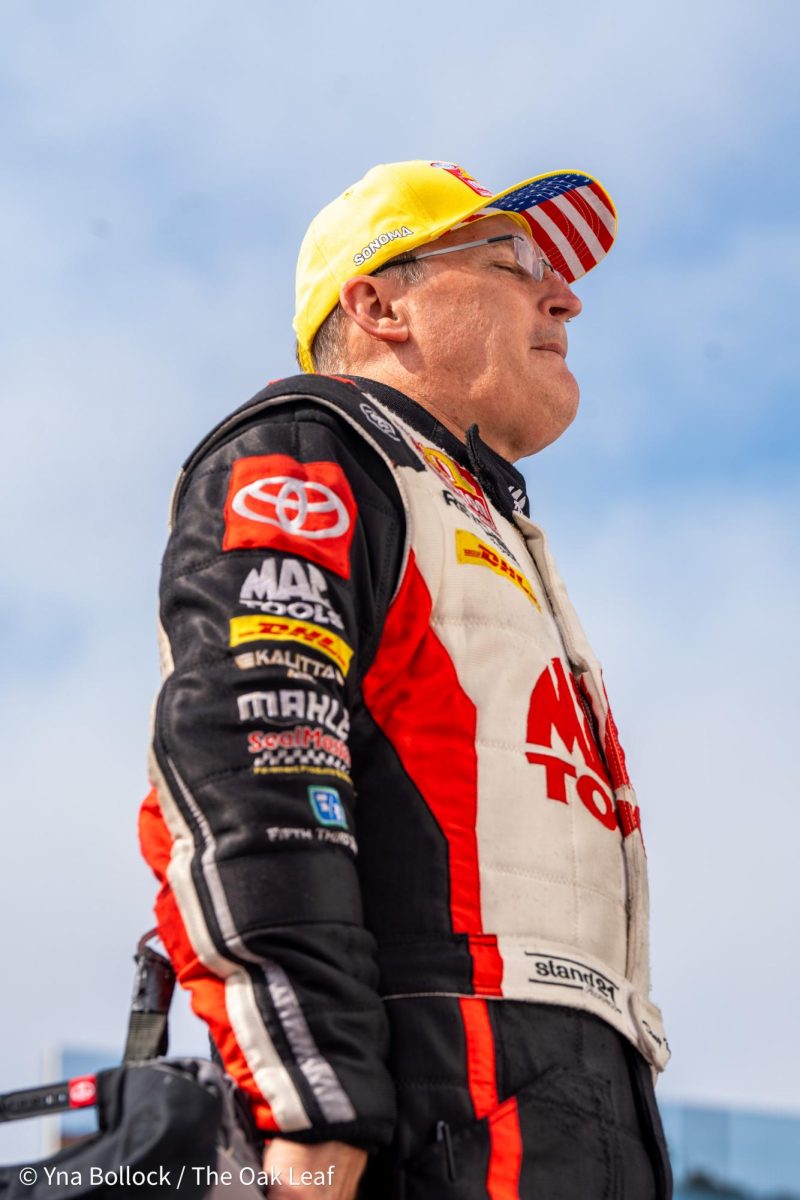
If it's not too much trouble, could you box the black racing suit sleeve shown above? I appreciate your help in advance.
[146,400,405,1149]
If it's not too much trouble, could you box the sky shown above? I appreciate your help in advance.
[1,0,799,1164]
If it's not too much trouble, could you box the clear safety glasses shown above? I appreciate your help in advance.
[374,234,566,284]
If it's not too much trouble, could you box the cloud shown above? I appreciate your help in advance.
[1,1,795,210]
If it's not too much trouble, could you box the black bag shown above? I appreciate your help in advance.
[0,934,264,1198]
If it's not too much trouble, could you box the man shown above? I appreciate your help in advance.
[140,159,672,1198]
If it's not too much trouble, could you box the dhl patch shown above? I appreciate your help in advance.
[229,616,354,674]
[455,529,542,611]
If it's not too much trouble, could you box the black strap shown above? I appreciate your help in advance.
[0,1081,76,1123]
[122,930,176,1063]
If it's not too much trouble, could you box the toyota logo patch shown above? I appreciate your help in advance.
[223,454,357,579]
[232,476,350,539]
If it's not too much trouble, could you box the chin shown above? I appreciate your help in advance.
[562,384,580,429]
[517,384,579,458]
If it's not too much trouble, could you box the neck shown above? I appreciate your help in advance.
[345,359,519,461]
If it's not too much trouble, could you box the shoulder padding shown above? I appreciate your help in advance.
[182,375,422,478]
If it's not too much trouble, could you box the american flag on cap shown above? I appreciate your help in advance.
[486,171,617,284]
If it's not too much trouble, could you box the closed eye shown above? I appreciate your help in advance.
[491,261,527,278]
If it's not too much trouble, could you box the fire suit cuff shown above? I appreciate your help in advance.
[260,1119,395,1154]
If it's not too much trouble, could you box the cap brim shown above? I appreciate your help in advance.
[487,170,617,284]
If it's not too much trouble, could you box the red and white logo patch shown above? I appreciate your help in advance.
[429,161,493,198]
[68,1076,97,1108]
[223,455,357,579]
[413,441,498,531]
[525,658,619,833]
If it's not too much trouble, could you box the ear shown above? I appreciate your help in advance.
[339,274,410,346]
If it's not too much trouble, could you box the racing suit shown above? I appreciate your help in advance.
[140,374,672,1198]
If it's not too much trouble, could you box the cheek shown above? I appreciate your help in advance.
[418,291,487,354]
[483,311,528,366]
[480,294,533,353]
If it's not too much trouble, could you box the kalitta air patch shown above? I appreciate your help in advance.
[455,529,541,610]
[229,616,354,675]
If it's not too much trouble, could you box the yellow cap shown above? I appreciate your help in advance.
[293,159,618,373]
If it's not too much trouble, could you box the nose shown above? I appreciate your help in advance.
[542,275,582,323]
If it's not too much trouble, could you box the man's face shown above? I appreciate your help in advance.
[398,214,583,459]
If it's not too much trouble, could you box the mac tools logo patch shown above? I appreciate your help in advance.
[223,454,357,578]
[238,556,345,629]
